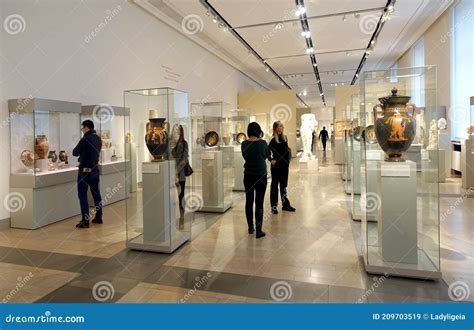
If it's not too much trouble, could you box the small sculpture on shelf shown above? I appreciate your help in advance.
[34,135,49,159]
[48,150,58,163]
[427,119,438,150]
[437,118,447,130]
[373,88,417,162]
[145,110,169,162]
[59,150,68,163]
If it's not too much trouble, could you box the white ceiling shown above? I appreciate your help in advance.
[134,0,452,108]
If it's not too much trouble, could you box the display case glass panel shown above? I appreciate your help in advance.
[190,102,233,213]
[360,66,440,278]
[124,88,192,253]
[351,93,363,221]
[253,112,272,141]
[81,105,129,165]
[342,105,352,193]
[9,98,81,176]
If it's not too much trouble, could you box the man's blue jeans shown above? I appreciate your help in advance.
[77,171,103,222]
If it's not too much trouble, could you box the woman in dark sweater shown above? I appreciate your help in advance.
[268,121,296,214]
[241,122,268,238]
[171,124,189,229]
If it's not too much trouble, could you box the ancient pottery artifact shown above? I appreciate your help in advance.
[145,110,169,162]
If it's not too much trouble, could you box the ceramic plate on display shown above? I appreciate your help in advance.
[205,131,219,147]
[365,125,377,144]
[20,150,35,167]
[353,126,362,141]
[236,132,247,144]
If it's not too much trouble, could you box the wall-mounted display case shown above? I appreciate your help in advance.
[360,66,441,279]
[124,88,192,253]
[191,102,233,213]
[8,98,82,229]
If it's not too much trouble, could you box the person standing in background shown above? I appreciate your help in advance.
[171,124,189,230]
[319,126,329,151]
[73,120,103,228]
[268,121,296,214]
[241,122,268,239]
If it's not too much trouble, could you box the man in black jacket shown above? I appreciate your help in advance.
[73,120,103,228]
[319,126,329,151]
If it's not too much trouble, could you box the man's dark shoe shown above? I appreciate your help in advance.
[91,218,103,224]
[76,222,89,228]
[256,231,266,239]
[248,227,255,234]
[282,205,296,212]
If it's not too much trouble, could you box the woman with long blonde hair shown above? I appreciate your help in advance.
[268,121,296,214]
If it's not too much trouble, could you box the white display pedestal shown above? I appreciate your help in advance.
[36,159,49,172]
[299,158,318,171]
[438,131,451,178]
[127,161,189,254]
[233,150,245,191]
[377,161,418,264]
[366,149,384,222]
[334,137,344,165]
[461,137,474,189]
[199,150,232,213]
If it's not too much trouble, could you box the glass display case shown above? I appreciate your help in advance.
[124,88,192,253]
[8,98,82,229]
[191,102,233,213]
[229,110,250,191]
[253,112,272,141]
[360,66,441,279]
[461,96,474,189]
[342,105,352,191]
[351,93,362,221]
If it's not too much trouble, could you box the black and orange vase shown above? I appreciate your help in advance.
[145,110,169,162]
[373,88,417,162]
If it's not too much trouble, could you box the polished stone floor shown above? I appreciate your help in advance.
[0,150,471,303]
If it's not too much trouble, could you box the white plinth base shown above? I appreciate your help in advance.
[421,149,445,183]
[366,150,384,222]
[365,246,441,279]
[233,151,245,191]
[299,158,318,171]
[199,150,233,213]
[378,161,418,264]
[36,159,49,172]
[127,231,189,254]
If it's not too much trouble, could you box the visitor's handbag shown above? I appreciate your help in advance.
[184,162,193,176]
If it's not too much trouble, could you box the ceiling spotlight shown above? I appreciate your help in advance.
[298,92,302,96]
[335,83,338,86]
[365,50,372,55]
[388,4,395,12]
[218,23,224,29]
[355,73,359,78]
[303,91,307,96]
[275,23,283,30]
[342,15,347,22]
[346,51,350,56]
[354,13,360,19]
[371,40,376,45]
[223,26,229,32]
[295,5,306,16]
[281,82,284,86]
[212,17,217,23]
[265,67,269,72]
[342,83,345,86]
[306,47,314,54]
[313,63,317,67]
[206,10,210,16]
[301,31,311,38]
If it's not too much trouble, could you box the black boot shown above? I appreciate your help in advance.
[282,204,296,212]
[256,221,265,239]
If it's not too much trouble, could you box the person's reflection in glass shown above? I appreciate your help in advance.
[171,124,189,230]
